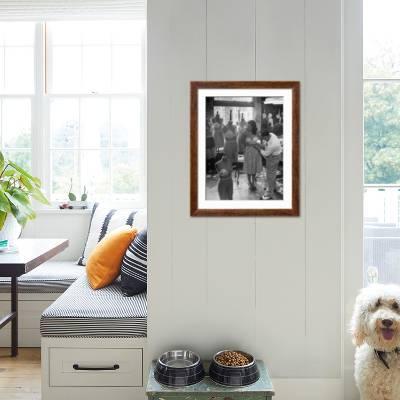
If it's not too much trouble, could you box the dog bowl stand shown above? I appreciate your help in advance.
[146,360,274,400]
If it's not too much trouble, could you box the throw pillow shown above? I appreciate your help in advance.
[86,225,137,289]
[121,229,147,296]
[78,203,146,266]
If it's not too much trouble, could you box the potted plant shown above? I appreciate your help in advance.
[0,152,49,243]
[61,179,88,209]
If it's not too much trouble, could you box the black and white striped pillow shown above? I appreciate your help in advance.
[121,229,147,296]
[77,203,147,266]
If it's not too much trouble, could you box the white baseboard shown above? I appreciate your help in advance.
[272,378,345,400]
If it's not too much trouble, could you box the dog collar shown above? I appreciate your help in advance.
[374,348,400,369]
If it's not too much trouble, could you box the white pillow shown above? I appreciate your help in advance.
[77,203,147,266]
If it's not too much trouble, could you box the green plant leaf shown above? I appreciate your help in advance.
[0,191,11,213]
[8,161,41,187]
[10,204,28,227]
[3,169,16,177]
[0,152,5,173]
[4,192,35,221]
[0,211,7,230]
[20,176,50,205]
[31,187,50,205]
[11,188,31,205]
[68,192,76,201]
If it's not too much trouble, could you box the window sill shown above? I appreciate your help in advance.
[35,208,92,215]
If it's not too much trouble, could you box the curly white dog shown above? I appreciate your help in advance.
[351,284,400,400]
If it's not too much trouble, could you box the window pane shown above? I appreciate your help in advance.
[51,46,81,93]
[80,98,109,148]
[47,20,145,201]
[47,22,81,46]
[0,48,4,91]
[2,98,31,148]
[50,99,79,148]
[112,45,142,93]
[111,98,141,147]
[82,46,111,93]
[0,22,34,46]
[4,150,31,172]
[47,21,144,94]
[364,188,400,285]
[364,82,400,184]
[51,150,79,200]
[81,23,111,45]
[363,1,400,286]
[4,47,34,93]
[80,150,111,196]
[364,0,400,78]
[110,21,144,45]
[112,149,140,195]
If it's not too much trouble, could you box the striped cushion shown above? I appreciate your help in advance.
[0,261,85,293]
[77,203,147,266]
[121,229,147,296]
[40,275,147,337]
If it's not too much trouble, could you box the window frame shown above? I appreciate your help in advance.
[17,21,146,210]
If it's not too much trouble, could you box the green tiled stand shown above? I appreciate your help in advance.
[146,360,274,400]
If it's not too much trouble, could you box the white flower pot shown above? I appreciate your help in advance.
[68,201,88,209]
[0,214,22,245]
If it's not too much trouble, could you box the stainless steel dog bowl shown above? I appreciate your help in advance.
[209,350,260,386]
[155,350,205,387]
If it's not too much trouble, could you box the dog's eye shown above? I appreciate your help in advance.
[393,302,399,310]
[376,299,381,308]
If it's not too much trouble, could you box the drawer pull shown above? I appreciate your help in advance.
[73,363,120,371]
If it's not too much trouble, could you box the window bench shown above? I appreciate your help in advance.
[0,261,85,347]
[41,275,147,400]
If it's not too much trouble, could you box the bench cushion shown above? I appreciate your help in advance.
[40,275,147,337]
[0,261,85,293]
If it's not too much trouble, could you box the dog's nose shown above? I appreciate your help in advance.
[382,319,394,327]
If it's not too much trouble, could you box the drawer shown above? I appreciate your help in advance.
[49,347,143,387]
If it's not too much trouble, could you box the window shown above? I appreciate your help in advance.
[0,22,34,172]
[364,0,400,284]
[0,20,145,206]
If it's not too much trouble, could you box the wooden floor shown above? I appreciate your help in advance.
[0,347,41,400]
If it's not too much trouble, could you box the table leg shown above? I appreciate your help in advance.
[11,276,18,357]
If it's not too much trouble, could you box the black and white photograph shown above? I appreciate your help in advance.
[191,81,299,216]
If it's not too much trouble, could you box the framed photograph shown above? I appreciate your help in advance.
[190,81,300,216]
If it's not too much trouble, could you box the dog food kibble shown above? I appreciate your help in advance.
[215,351,250,366]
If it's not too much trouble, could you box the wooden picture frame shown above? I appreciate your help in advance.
[190,81,300,216]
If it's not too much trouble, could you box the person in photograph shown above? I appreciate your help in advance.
[206,126,216,176]
[274,112,283,138]
[237,117,247,154]
[212,111,222,124]
[226,118,237,135]
[212,120,224,149]
[260,129,283,200]
[215,155,233,200]
[244,120,263,192]
[261,112,268,132]
[267,112,274,128]
[223,126,238,165]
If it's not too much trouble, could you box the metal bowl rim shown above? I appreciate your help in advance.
[209,375,260,387]
[157,350,201,368]
[212,350,255,368]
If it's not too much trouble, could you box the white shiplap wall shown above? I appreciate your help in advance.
[147,0,344,387]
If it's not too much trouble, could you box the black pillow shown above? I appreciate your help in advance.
[121,229,147,296]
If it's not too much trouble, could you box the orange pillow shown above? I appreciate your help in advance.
[86,225,137,289]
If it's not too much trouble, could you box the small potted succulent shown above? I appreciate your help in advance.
[0,152,49,243]
[59,179,88,210]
